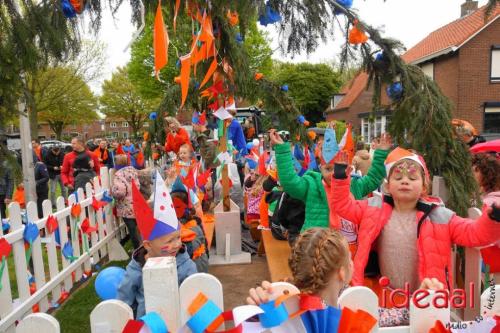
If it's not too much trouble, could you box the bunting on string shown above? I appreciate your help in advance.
[154,0,169,79]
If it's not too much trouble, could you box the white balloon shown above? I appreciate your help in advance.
[252,138,260,147]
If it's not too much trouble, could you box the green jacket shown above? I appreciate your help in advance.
[274,143,389,231]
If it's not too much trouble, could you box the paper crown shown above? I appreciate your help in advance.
[321,128,339,165]
[132,170,179,241]
[384,147,429,182]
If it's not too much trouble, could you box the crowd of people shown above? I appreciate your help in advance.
[0,110,498,327]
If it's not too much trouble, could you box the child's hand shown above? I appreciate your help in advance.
[333,151,352,179]
[372,133,392,151]
[269,130,284,146]
[419,278,444,290]
[247,281,273,305]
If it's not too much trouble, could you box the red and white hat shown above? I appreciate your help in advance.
[132,170,179,241]
[384,147,429,183]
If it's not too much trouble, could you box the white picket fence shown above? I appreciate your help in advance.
[10,256,498,333]
[0,167,129,333]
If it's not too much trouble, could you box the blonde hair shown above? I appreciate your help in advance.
[164,116,181,128]
[114,154,128,166]
[289,228,350,294]
[249,175,266,196]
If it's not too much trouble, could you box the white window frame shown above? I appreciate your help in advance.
[491,46,500,82]
[361,115,391,142]
[122,121,129,128]
[110,122,117,128]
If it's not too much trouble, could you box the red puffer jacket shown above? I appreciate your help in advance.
[61,150,100,187]
[330,177,500,288]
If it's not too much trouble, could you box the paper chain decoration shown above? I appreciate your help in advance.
[120,291,481,333]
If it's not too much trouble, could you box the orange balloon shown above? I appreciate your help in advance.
[307,131,317,140]
[227,10,239,26]
[174,76,181,84]
[304,120,310,127]
[254,73,264,81]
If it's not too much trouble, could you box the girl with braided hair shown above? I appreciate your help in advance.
[247,228,353,308]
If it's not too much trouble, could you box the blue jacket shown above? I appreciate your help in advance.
[117,246,197,318]
[228,119,248,157]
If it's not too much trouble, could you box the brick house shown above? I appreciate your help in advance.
[36,118,148,141]
[326,1,500,142]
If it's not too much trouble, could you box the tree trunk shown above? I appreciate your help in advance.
[49,121,64,140]
[28,106,38,139]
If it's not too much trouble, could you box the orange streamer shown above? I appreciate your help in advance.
[173,0,181,33]
[153,0,169,79]
[179,54,192,108]
[199,58,218,89]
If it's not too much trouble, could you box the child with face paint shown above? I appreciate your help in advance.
[170,177,209,273]
[330,148,500,326]
[117,172,197,318]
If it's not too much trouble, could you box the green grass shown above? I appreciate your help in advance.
[53,260,129,333]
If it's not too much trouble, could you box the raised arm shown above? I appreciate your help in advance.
[273,140,309,202]
[449,204,500,247]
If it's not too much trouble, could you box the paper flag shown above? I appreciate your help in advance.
[91,197,105,211]
[122,319,144,333]
[80,218,97,235]
[217,152,232,164]
[71,203,82,218]
[139,312,168,333]
[46,215,59,234]
[213,107,232,120]
[62,242,77,262]
[153,0,169,78]
[0,238,12,259]
[179,54,192,108]
[101,191,114,203]
[24,223,39,244]
[322,128,339,165]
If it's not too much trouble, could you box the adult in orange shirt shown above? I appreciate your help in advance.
[164,116,191,154]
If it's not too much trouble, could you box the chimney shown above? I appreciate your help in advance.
[461,0,478,17]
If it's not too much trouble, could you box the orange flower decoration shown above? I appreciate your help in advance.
[226,10,239,26]
[71,203,81,217]
[254,73,264,81]
[143,132,149,141]
[348,20,368,45]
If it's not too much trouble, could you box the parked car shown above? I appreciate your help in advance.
[41,140,72,152]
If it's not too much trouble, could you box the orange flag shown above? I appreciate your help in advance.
[199,58,218,89]
[173,0,181,32]
[339,124,355,163]
[154,0,169,79]
[179,54,192,108]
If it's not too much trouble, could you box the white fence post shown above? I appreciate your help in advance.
[338,286,379,332]
[42,200,62,306]
[77,187,92,276]
[90,300,133,333]
[86,182,100,263]
[67,193,83,281]
[179,273,224,328]
[0,209,14,333]
[56,196,73,292]
[143,256,181,332]
[26,201,49,312]
[8,203,30,302]
[93,174,107,259]
[17,313,60,333]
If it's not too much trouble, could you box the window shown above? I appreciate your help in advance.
[484,102,500,134]
[420,62,434,80]
[491,46,500,82]
[122,121,129,128]
[110,122,117,128]
[360,115,391,142]
[122,132,129,138]
[113,132,119,138]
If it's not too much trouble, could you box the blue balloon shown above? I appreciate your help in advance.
[386,82,403,100]
[95,267,126,300]
[281,84,289,92]
[149,112,157,120]
[297,115,305,124]
[375,52,384,61]
[61,0,77,18]
[236,33,244,44]
[337,0,353,8]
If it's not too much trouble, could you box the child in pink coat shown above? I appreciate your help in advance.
[330,147,500,326]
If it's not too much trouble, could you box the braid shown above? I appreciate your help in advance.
[289,228,350,295]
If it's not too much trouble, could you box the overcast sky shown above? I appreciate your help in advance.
[88,0,489,93]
